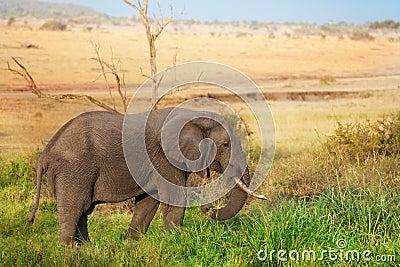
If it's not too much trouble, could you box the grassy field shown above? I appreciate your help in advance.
[1,111,399,266]
[0,25,400,266]
[1,121,399,266]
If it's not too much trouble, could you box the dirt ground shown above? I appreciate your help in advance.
[0,27,399,155]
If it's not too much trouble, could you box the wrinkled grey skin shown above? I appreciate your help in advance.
[28,108,250,244]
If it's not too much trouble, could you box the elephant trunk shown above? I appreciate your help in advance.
[200,167,251,221]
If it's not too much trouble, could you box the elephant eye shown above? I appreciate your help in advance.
[223,142,230,148]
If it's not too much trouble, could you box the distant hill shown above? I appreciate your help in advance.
[0,0,104,19]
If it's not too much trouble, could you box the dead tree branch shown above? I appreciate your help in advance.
[6,57,121,114]
[91,44,128,113]
[8,58,40,96]
[92,42,116,110]
[123,0,173,109]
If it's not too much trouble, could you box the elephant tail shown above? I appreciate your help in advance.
[27,159,45,224]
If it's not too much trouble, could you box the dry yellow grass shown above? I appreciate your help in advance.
[1,27,400,86]
[0,27,399,156]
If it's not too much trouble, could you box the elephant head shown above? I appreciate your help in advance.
[161,109,266,221]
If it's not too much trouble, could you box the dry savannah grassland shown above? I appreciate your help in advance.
[1,19,400,266]
[1,24,399,198]
[0,25,399,157]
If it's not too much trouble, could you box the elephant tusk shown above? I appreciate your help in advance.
[234,178,268,200]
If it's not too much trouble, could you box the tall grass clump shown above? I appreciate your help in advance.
[369,20,400,30]
[269,112,400,197]
[321,112,400,190]
[0,153,40,202]
[40,20,67,31]
[0,157,31,189]
[326,112,400,161]
[350,31,375,41]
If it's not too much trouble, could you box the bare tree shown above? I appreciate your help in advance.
[5,1,173,113]
[123,0,173,109]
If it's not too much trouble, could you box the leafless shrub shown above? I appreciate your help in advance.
[350,31,375,41]
[40,20,67,31]
[319,76,337,85]
[91,43,128,113]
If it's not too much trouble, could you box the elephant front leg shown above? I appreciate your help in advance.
[162,204,186,229]
[158,174,187,229]
[126,194,160,240]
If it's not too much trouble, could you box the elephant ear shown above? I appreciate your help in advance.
[161,115,217,176]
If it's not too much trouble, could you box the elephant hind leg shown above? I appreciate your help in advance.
[55,177,94,244]
[75,203,97,243]
[59,208,92,244]
[58,209,81,245]
[75,214,89,243]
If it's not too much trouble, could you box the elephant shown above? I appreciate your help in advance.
[27,107,265,244]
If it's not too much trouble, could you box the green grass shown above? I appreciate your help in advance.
[1,114,399,266]
[0,156,399,266]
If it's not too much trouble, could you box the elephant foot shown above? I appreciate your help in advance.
[125,228,144,240]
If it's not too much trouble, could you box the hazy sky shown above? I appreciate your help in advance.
[43,0,400,24]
